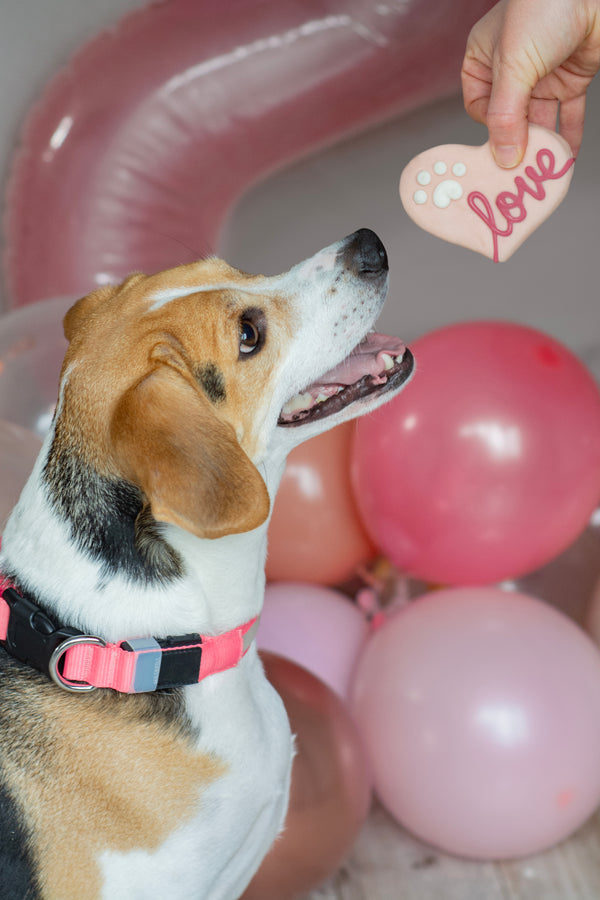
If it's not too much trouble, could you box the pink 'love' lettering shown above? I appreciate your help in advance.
[467,149,575,262]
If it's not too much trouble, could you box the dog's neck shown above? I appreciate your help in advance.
[1,430,285,645]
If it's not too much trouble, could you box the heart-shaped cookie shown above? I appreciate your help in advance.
[399,125,575,262]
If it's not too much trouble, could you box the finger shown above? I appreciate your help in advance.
[461,72,491,126]
[558,93,586,156]
[461,56,491,123]
[461,3,505,124]
[486,63,532,167]
[528,96,559,131]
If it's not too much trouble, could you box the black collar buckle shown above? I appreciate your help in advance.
[2,588,82,678]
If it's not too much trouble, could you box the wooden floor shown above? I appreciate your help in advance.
[305,802,600,900]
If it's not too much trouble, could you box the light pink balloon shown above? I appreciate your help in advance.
[0,420,43,531]
[5,0,493,306]
[258,583,369,702]
[0,297,71,435]
[351,587,600,860]
[352,322,600,585]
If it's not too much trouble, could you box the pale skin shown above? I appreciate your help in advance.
[461,0,600,167]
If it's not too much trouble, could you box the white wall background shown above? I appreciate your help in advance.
[1,0,598,376]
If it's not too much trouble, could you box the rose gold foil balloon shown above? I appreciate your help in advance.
[0,420,42,531]
[242,653,371,900]
[266,423,375,585]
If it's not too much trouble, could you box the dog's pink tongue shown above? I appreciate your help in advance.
[318,332,406,386]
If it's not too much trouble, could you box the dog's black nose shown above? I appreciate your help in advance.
[343,228,388,276]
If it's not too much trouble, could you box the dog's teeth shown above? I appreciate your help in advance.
[394,352,405,363]
[316,392,329,404]
[381,353,394,371]
[282,392,313,415]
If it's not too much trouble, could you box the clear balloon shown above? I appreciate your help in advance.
[352,322,600,585]
[0,297,71,435]
[6,0,494,306]
[0,420,43,532]
[351,587,600,860]
[266,423,375,586]
[258,583,369,702]
[242,652,371,900]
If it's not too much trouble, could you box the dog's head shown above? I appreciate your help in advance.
[56,229,413,542]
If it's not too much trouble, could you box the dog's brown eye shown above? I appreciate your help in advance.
[240,319,260,354]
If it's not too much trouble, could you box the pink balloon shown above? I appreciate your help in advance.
[351,587,600,860]
[0,297,71,435]
[6,0,493,306]
[258,583,369,702]
[352,322,600,585]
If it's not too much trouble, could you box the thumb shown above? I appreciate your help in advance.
[485,65,532,167]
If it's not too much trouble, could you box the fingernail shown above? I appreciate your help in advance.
[493,145,520,168]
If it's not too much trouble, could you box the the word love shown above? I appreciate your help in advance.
[468,149,575,262]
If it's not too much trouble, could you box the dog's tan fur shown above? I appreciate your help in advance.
[1,667,222,900]
[57,261,295,539]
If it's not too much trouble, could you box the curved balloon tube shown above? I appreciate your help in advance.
[0,297,71,435]
[0,420,43,531]
[5,0,494,306]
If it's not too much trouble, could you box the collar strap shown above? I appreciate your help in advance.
[0,575,259,694]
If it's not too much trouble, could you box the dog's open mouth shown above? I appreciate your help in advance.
[278,332,414,427]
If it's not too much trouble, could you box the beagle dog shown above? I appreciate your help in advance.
[0,228,413,900]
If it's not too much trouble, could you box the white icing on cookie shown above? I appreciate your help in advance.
[413,190,428,205]
[433,161,447,175]
[416,170,431,186]
[452,162,467,177]
[432,179,463,209]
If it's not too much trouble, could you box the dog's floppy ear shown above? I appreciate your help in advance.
[64,275,145,342]
[63,286,117,342]
[110,366,270,539]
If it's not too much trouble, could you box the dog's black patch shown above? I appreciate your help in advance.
[0,782,40,900]
[0,655,53,900]
[43,435,183,586]
[194,362,226,405]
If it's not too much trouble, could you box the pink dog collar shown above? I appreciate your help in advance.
[0,573,259,694]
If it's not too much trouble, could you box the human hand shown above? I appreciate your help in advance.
[461,0,600,166]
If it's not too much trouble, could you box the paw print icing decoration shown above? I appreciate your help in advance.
[399,125,575,262]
